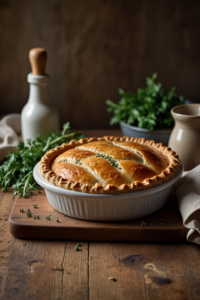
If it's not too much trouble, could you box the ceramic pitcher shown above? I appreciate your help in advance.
[168,104,200,171]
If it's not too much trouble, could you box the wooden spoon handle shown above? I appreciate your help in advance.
[29,48,47,75]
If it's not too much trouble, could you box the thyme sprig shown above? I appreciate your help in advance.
[27,209,32,218]
[96,153,118,168]
[74,243,81,251]
[141,221,146,227]
[46,214,51,220]
[0,122,84,198]
[33,215,40,219]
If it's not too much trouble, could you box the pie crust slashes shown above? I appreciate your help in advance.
[39,136,180,194]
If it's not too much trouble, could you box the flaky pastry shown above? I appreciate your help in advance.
[39,136,180,194]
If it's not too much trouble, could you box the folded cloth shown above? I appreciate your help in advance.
[176,165,200,245]
[0,114,21,163]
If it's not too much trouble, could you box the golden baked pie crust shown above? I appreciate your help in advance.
[39,136,180,194]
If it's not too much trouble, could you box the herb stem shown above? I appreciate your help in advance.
[0,122,83,198]
[49,132,82,146]
[22,171,32,198]
[4,165,21,180]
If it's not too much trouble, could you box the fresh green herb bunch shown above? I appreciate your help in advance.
[0,123,83,198]
[106,74,185,131]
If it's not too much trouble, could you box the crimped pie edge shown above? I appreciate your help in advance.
[39,136,181,194]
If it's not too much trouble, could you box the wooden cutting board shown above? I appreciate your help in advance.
[9,189,188,242]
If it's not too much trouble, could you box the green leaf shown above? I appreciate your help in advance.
[106,74,185,130]
[46,214,51,220]
[0,123,84,198]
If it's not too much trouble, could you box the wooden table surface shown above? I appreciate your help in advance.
[0,130,200,300]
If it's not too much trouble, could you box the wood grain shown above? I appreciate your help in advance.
[89,243,146,300]
[0,191,200,299]
[89,243,193,300]
[179,244,200,299]
[0,0,200,128]
[0,192,89,300]
[9,190,188,242]
[0,192,16,298]
[3,239,88,300]
[61,241,89,299]
[1,129,200,299]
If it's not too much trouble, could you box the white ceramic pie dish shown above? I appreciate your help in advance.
[33,162,183,221]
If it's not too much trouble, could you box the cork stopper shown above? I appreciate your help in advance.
[29,48,47,75]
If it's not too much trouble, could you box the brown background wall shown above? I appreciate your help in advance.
[0,0,200,129]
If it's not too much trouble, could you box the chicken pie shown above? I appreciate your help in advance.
[39,136,180,194]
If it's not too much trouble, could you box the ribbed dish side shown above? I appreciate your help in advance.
[45,187,171,221]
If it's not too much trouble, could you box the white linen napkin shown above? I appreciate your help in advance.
[176,165,200,245]
[0,114,21,163]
